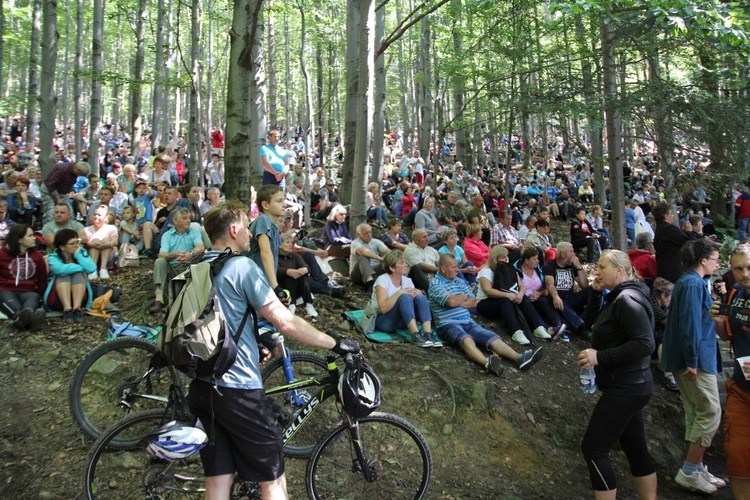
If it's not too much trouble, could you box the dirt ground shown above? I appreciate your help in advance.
[0,243,738,499]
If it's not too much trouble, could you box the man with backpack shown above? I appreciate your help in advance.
[188,201,359,499]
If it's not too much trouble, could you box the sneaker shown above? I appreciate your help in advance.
[64,309,76,324]
[73,309,85,323]
[533,326,552,340]
[31,307,46,331]
[559,333,570,342]
[701,467,727,488]
[305,303,318,318]
[486,355,505,377]
[427,332,443,348]
[98,269,110,280]
[412,333,433,348]
[549,324,567,340]
[512,330,531,345]
[663,374,679,391]
[88,271,98,280]
[675,469,718,494]
[13,308,34,330]
[289,304,296,315]
[149,301,164,314]
[517,347,544,370]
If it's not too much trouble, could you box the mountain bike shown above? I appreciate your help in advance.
[83,352,433,499]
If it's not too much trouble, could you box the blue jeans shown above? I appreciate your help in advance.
[458,261,477,285]
[262,170,285,190]
[374,293,430,333]
[436,321,501,349]
[367,206,390,225]
[739,218,749,240]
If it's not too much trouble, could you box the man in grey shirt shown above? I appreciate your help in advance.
[350,223,390,289]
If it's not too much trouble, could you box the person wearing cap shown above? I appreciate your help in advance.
[260,129,289,189]
[40,160,91,226]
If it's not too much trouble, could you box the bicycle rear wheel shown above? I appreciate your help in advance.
[261,352,339,459]
[69,337,182,448]
[305,412,433,500]
[83,409,205,499]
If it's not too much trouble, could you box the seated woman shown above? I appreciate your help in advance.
[516,245,567,341]
[322,204,352,258]
[578,180,594,204]
[382,219,410,251]
[462,223,489,269]
[438,229,478,284]
[466,208,491,246]
[361,250,436,348]
[476,245,554,346]
[570,206,601,263]
[414,196,444,248]
[277,233,318,317]
[0,224,48,329]
[83,205,119,280]
[366,182,390,227]
[6,177,38,225]
[45,228,97,324]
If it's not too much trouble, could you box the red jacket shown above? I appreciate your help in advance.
[736,193,750,219]
[0,246,48,294]
[627,248,657,281]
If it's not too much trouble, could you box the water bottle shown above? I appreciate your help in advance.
[580,366,597,394]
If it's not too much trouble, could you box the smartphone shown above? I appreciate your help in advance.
[716,303,732,316]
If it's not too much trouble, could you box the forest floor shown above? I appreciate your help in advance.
[0,222,738,499]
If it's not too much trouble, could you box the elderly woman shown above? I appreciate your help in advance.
[6,177,37,225]
[382,219,410,251]
[0,224,48,329]
[462,223,489,269]
[366,182,389,227]
[476,245,554,345]
[83,205,118,280]
[414,196,443,247]
[577,250,657,499]
[438,228,478,284]
[322,204,352,257]
[361,250,436,348]
[117,163,137,195]
[45,228,97,323]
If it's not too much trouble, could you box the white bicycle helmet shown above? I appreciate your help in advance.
[146,420,208,461]
[338,356,382,419]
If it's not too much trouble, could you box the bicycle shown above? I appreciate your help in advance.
[83,352,433,499]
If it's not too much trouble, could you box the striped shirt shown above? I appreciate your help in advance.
[428,272,475,327]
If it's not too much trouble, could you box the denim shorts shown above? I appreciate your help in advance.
[436,321,500,350]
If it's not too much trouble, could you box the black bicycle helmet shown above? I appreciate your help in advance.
[146,420,208,461]
[338,356,382,419]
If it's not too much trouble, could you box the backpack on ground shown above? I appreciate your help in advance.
[117,243,140,268]
[158,251,256,379]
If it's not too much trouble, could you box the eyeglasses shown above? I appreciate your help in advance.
[707,257,721,263]
[66,239,81,246]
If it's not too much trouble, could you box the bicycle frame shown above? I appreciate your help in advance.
[118,365,170,410]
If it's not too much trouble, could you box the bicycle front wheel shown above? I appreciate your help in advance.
[69,337,182,448]
[261,351,339,459]
[305,412,433,500]
[83,409,204,499]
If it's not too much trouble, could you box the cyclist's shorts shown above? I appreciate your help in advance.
[189,380,284,482]
[725,379,750,479]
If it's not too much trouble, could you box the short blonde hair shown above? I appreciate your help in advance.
[486,245,508,272]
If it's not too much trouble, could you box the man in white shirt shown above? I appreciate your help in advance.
[350,223,390,290]
[404,229,440,292]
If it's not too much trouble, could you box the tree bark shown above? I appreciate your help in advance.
[88,0,105,172]
[451,0,468,170]
[25,0,42,146]
[371,3,386,183]
[60,0,69,128]
[151,0,166,148]
[396,2,409,151]
[73,0,83,157]
[267,0,277,128]
[38,0,58,178]
[417,17,431,163]
[130,0,147,154]
[341,0,360,206]
[188,0,203,185]
[298,4,314,225]
[350,0,375,228]
[316,42,325,172]
[224,0,266,204]
[601,16,625,250]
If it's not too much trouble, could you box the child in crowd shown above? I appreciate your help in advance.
[118,205,143,251]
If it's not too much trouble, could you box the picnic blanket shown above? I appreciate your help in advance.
[343,309,415,344]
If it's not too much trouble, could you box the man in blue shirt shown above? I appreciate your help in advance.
[260,129,289,189]
[150,207,204,313]
[428,253,543,377]
[189,200,358,499]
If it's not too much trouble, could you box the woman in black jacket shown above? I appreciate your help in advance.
[577,249,657,499]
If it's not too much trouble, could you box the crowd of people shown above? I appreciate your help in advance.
[1,119,749,499]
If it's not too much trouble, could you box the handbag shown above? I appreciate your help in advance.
[117,243,140,268]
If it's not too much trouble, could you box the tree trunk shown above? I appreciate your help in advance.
[316,42,325,173]
[0,0,4,113]
[418,17,431,163]
[298,4,314,225]
[370,3,386,183]
[25,0,42,146]
[451,0,468,171]
[267,0,277,128]
[283,11,290,134]
[205,0,214,141]
[601,16,625,250]
[89,0,105,172]
[224,0,266,204]
[129,0,147,154]
[188,0,203,185]
[73,0,83,157]
[60,0,69,128]
[647,47,676,203]
[350,0,375,228]
[341,0,360,206]
[151,0,166,148]
[38,0,58,178]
